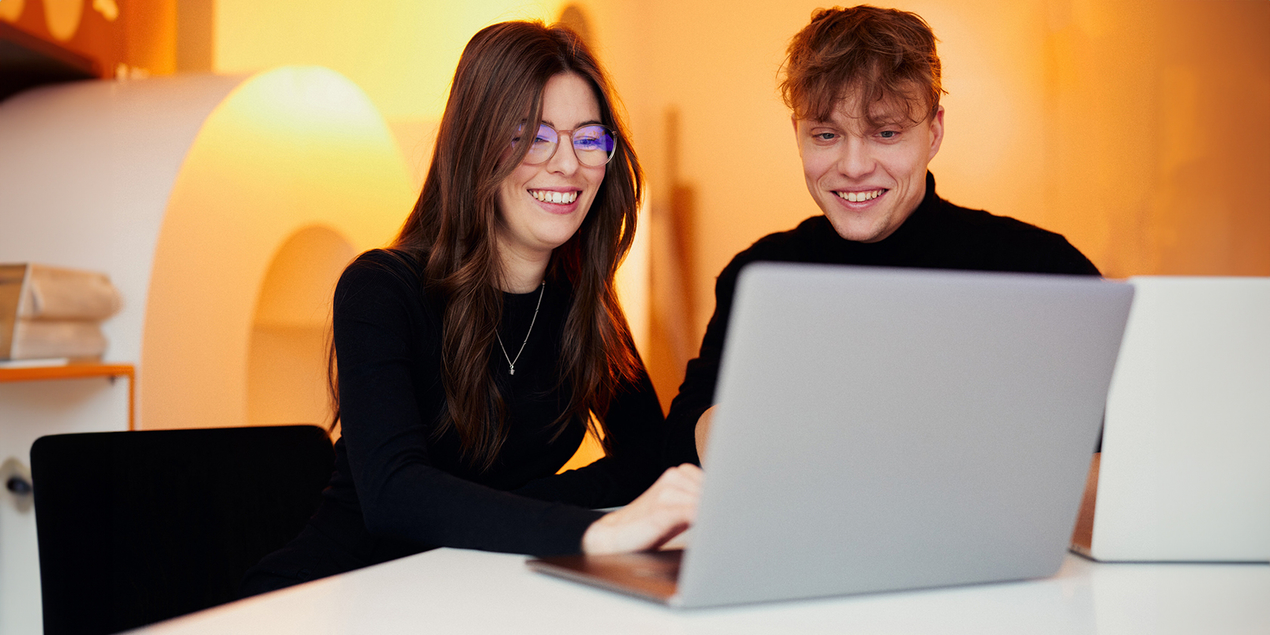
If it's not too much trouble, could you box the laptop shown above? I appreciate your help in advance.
[530,263,1134,607]
[1073,276,1270,563]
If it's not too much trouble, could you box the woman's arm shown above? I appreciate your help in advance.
[512,358,668,508]
[334,253,602,556]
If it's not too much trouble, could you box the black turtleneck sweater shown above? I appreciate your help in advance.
[663,172,1100,466]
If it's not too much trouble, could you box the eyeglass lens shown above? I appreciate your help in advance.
[518,124,616,167]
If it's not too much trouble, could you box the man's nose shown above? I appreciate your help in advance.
[835,138,874,178]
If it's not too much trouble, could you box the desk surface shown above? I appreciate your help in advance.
[139,549,1270,634]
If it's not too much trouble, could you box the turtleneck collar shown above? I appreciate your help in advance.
[882,171,939,241]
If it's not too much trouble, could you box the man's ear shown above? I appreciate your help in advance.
[928,106,945,160]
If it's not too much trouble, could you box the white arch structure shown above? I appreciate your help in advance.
[0,66,412,633]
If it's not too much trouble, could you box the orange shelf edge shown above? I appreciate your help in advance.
[0,362,137,430]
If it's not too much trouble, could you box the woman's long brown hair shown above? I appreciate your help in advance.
[328,21,644,471]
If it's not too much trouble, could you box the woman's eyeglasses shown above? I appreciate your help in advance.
[515,123,617,167]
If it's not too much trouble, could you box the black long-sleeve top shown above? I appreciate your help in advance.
[664,172,1101,466]
[311,249,666,567]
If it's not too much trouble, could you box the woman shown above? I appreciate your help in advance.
[242,21,699,596]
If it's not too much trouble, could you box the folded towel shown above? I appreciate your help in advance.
[11,263,122,320]
[1,263,121,360]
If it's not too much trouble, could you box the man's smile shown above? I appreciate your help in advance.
[835,189,886,203]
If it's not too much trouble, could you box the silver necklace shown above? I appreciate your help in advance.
[495,281,545,376]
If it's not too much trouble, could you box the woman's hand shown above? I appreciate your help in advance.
[694,406,718,465]
[581,464,703,555]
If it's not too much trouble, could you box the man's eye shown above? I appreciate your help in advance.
[878,130,899,139]
[814,132,836,141]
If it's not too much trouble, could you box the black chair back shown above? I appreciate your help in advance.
[31,425,334,635]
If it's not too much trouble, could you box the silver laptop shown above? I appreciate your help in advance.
[1073,276,1270,563]
[531,263,1134,607]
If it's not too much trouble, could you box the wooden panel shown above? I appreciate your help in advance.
[0,0,123,76]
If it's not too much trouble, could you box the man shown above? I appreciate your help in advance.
[665,5,1099,465]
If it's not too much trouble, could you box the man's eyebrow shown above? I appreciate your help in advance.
[869,115,914,129]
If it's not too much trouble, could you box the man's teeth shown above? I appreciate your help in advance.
[530,190,578,204]
[836,189,883,203]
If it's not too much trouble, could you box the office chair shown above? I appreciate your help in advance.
[31,425,334,635]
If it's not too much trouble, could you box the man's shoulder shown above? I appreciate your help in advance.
[933,199,1053,236]
[926,199,1100,275]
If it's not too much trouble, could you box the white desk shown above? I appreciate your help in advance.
[137,549,1270,634]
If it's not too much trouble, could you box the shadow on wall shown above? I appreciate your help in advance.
[248,226,356,428]
[647,107,698,411]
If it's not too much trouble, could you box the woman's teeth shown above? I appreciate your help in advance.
[530,190,578,204]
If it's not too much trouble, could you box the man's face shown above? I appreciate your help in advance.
[794,97,944,243]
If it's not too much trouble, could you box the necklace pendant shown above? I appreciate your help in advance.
[496,281,543,380]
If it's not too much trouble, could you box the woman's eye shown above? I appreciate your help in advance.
[533,125,557,145]
[574,127,611,150]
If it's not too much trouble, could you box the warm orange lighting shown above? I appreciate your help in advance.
[213,0,571,123]
[248,226,355,429]
[0,0,26,23]
[142,66,414,430]
[43,0,83,40]
[557,424,606,473]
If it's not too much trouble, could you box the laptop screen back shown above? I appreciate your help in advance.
[677,264,1132,607]
[1089,276,1270,562]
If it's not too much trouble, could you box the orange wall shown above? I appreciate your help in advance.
[620,0,1268,310]
[57,0,1270,399]
[36,0,1268,280]
[600,0,1270,397]
[1042,0,1270,278]
[211,0,571,185]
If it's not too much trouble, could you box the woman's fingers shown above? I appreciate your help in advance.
[582,464,703,555]
[658,528,691,551]
[695,406,718,464]
[633,464,701,550]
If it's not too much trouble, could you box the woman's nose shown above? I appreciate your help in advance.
[547,133,581,175]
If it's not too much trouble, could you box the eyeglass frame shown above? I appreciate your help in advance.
[514,122,618,167]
